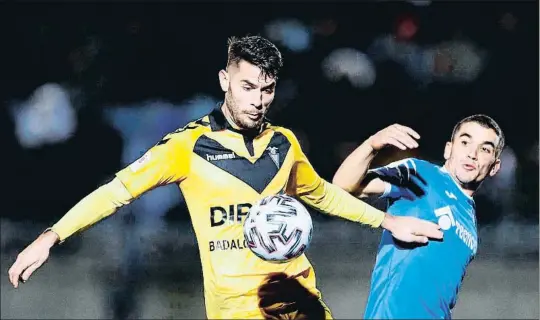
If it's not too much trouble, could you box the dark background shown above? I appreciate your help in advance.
[1,2,538,319]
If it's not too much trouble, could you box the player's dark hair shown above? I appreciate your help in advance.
[226,35,283,80]
[451,114,505,157]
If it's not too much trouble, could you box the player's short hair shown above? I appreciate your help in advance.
[451,114,505,157]
[226,35,283,80]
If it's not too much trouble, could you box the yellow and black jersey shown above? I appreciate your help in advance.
[51,104,385,319]
[115,106,324,317]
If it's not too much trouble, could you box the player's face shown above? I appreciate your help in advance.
[219,60,276,130]
[444,121,501,190]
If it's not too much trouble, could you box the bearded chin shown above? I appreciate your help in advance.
[224,89,262,131]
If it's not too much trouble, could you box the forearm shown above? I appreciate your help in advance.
[298,179,385,228]
[332,139,377,194]
[50,177,134,242]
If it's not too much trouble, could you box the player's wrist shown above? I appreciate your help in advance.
[380,213,396,231]
[40,229,60,247]
[365,137,379,154]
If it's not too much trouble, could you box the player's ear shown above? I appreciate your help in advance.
[444,141,452,160]
[489,158,501,177]
[218,69,229,92]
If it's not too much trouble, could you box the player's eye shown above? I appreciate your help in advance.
[481,147,492,154]
[263,88,274,94]
[243,86,253,91]
[460,140,469,146]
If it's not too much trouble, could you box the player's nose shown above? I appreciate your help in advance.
[466,147,478,160]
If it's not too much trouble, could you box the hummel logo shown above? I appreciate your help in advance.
[445,190,457,200]
[206,152,236,161]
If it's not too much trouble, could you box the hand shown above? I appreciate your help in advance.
[368,124,420,151]
[8,231,59,288]
[381,214,443,243]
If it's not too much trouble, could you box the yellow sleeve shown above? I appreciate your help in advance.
[50,178,133,241]
[115,130,194,198]
[283,129,385,228]
[50,129,197,241]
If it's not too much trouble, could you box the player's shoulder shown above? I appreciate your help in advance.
[158,116,212,146]
[384,157,437,173]
[267,125,298,142]
[402,158,446,179]
[266,124,303,150]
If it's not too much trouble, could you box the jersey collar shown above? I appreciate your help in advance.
[439,165,475,205]
[209,102,271,136]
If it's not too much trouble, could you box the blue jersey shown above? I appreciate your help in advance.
[364,158,478,319]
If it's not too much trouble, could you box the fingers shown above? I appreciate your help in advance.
[390,126,419,149]
[390,216,444,244]
[418,221,444,239]
[382,124,420,149]
[393,124,421,140]
[20,260,42,282]
[409,219,443,240]
[8,251,45,288]
[409,235,429,244]
[385,137,408,150]
[8,259,24,289]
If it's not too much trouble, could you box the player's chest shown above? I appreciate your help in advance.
[187,130,295,195]
[426,188,478,257]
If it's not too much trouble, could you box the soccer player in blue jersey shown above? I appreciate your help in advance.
[333,115,505,319]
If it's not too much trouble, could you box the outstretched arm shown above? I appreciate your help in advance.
[8,130,194,288]
[7,177,133,288]
[281,128,441,245]
[333,124,420,198]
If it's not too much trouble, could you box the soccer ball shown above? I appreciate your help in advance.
[244,194,313,263]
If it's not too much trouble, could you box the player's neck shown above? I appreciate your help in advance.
[443,163,477,197]
[221,104,242,130]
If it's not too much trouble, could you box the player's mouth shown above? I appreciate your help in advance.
[247,113,263,121]
[462,163,476,171]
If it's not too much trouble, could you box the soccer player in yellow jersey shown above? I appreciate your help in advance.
[8,35,443,319]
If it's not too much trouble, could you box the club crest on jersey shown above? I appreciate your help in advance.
[130,152,151,172]
[445,190,458,200]
[267,146,280,169]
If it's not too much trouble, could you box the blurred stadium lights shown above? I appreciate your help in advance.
[376,0,431,6]
[499,12,517,31]
[434,40,487,83]
[405,0,432,6]
[103,94,218,146]
[394,13,419,41]
[311,19,338,37]
[322,48,377,89]
[264,18,312,53]
[367,35,487,85]
[11,83,78,149]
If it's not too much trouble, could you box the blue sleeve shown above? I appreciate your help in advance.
[367,158,419,200]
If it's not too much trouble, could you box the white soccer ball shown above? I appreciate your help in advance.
[244,194,313,263]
